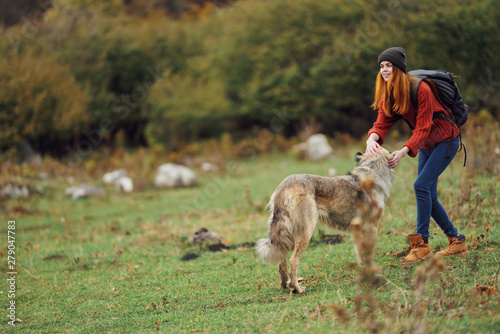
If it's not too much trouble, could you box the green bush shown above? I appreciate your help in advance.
[403,0,500,112]
[0,52,88,154]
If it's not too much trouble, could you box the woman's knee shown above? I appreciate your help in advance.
[414,178,430,194]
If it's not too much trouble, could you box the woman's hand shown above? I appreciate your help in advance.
[365,134,382,156]
[389,146,410,168]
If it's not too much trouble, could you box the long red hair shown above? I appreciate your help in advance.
[371,66,415,116]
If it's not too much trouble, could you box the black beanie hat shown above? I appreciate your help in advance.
[378,47,406,73]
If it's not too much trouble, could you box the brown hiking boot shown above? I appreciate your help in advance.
[436,234,470,257]
[402,234,433,264]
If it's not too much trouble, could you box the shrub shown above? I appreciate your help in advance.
[0,51,88,154]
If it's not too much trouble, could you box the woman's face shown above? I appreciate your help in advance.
[379,61,393,81]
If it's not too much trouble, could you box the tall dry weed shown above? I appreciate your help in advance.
[461,112,500,175]
[349,176,386,332]
[296,118,324,142]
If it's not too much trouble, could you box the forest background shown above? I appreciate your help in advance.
[0,0,499,162]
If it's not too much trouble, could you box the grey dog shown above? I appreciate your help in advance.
[256,149,394,293]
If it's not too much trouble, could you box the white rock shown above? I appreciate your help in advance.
[65,184,104,200]
[306,134,334,161]
[328,168,338,177]
[103,170,133,193]
[155,163,197,189]
[201,162,219,173]
[70,188,87,200]
[115,176,133,193]
[0,184,29,198]
[103,169,127,184]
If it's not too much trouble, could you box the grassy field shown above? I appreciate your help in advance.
[1,138,499,333]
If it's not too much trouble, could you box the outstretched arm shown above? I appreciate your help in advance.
[365,133,381,156]
[366,100,399,156]
[389,146,410,168]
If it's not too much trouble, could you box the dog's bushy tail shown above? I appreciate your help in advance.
[256,198,293,264]
[256,237,290,264]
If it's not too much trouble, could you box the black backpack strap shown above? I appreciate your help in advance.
[410,77,423,115]
[399,116,414,130]
[433,112,454,159]
[459,134,467,167]
[402,77,424,131]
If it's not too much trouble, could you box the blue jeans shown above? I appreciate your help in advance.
[415,137,460,239]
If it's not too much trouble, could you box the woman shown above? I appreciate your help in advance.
[365,47,469,263]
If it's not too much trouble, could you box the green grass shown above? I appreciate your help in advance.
[1,143,499,333]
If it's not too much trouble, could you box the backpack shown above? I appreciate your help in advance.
[409,69,468,128]
[403,69,468,165]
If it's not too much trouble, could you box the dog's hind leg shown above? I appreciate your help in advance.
[279,260,288,289]
[287,198,317,294]
[287,241,308,293]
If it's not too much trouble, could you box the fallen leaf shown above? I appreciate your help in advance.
[473,284,496,296]
[485,247,494,251]
[304,277,319,284]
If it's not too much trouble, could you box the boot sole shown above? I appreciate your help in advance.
[436,250,470,257]
[402,251,434,264]
[453,250,470,256]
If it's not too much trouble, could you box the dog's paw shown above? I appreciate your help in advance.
[284,278,303,286]
[292,286,305,294]
[287,281,305,294]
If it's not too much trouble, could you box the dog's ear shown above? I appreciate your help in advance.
[354,152,363,163]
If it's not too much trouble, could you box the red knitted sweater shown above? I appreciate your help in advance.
[367,81,459,157]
